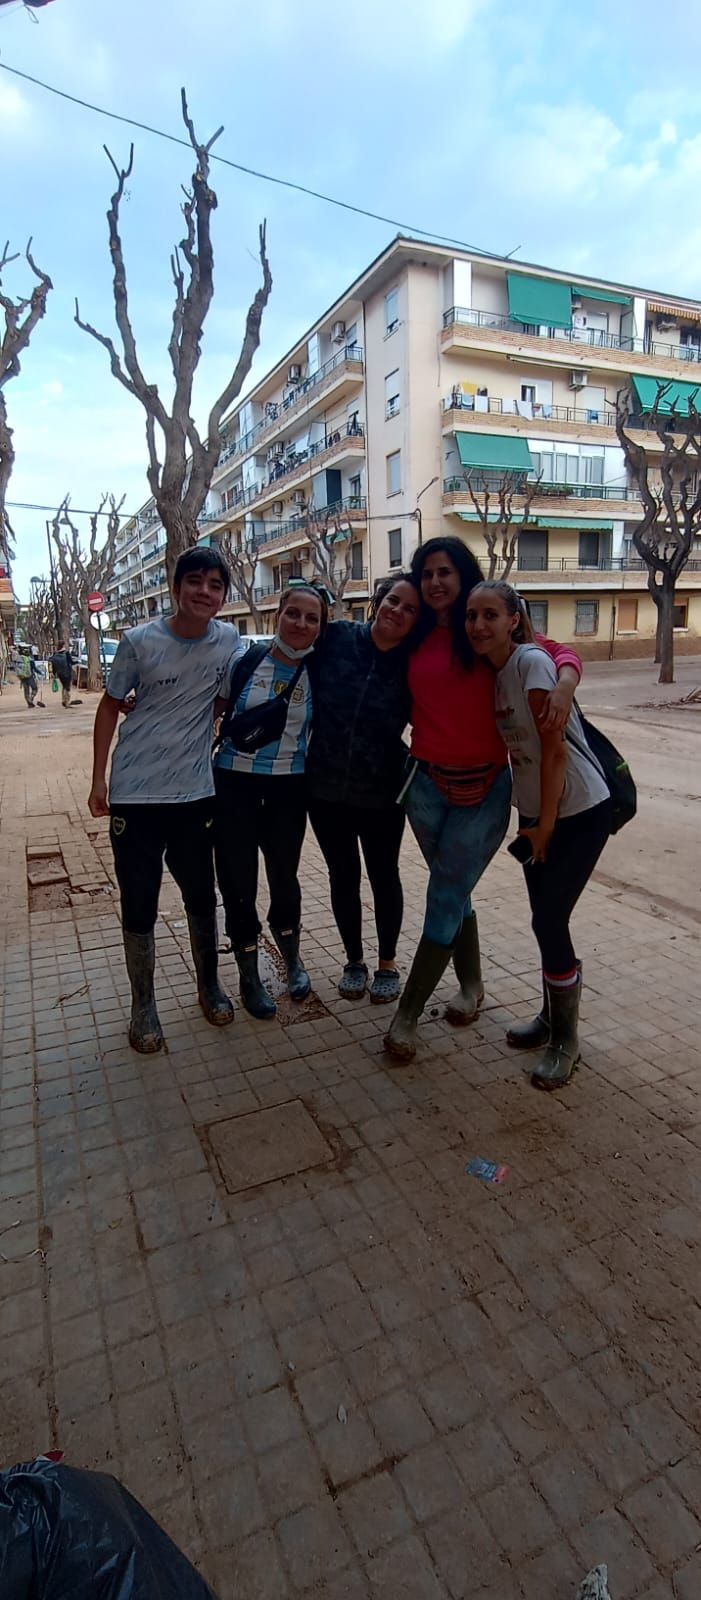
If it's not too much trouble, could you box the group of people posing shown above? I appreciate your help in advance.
[88,536,612,1091]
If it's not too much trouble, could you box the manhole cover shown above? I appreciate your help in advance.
[207,1100,332,1193]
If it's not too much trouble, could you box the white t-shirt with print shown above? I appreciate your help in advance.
[107,618,243,804]
[495,644,609,821]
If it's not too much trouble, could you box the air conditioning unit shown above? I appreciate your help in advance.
[272,500,284,517]
[331,320,346,343]
[569,371,588,389]
[292,490,306,506]
[288,364,302,382]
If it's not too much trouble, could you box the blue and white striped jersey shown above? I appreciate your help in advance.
[213,654,312,776]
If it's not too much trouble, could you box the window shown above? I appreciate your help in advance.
[345,322,358,350]
[575,600,599,636]
[521,384,536,404]
[385,370,400,419]
[617,598,638,633]
[579,530,608,568]
[349,473,362,504]
[528,600,549,634]
[238,617,249,635]
[388,528,402,568]
[518,530,548,571]
[385,287,399,334]
[351,605,365,624]
[351,542,364,580]
[387,451,401,496]
[673,601,688,628]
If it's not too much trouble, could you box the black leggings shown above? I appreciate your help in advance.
[214,769,307,949]
[109,799,217,934]
[308,798,405,964]
[522,799,611,976]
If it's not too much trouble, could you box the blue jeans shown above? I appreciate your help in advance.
[407,765,512,946]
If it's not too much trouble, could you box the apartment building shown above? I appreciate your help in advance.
[108,236,701,654]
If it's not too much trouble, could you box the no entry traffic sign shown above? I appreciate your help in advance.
[87,592,104,614]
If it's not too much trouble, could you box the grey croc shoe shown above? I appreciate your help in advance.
[338,962,369,999]
[369,969,401,1004]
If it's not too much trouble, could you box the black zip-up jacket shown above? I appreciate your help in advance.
[306,621,410,809]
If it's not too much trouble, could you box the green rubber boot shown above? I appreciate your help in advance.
[271,927,311,1001]
[236,945,277,1020]
[384,936,454,1062]
[445,912,484,1026]
[531,976,581,1090]
[187,913,235,1026]
[506,975,549,1050]
[123,930,164,1054]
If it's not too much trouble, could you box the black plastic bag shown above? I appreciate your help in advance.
[0,1457,219,1599]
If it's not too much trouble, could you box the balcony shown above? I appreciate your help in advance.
[442,306,701,382]
[254,496,367,557]
[442,393,617,436]
[237,426,366,522]
[214,346,365,474]
[443,476,640,519]
[344,568,369,594]
[514,555,701,591]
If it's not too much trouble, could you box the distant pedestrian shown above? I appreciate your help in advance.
[50,640,74,707]
[18,650,41,707]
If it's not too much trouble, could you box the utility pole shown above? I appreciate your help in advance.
[413,476,439,548]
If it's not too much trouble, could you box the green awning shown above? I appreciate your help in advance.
[455,432,533,472]
[630,374,701,416]
[507,272,572,329]
[458,513,613,529]
[571,284,631,306]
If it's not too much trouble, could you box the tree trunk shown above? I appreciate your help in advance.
[654,604,663,665]
[84,618,103,691]
[654,582,675,685]
[160,504,199,595]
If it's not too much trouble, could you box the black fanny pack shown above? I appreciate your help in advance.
[216,644,305,755]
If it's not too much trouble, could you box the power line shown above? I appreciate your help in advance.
[0,59,502,259]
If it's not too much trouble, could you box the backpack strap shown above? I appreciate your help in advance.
[216,643,271,748]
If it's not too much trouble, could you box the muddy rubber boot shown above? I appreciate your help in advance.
[445,912,484,1026]
[187,913,234,1026]
[506,974,549,1049]
[123,929,164,1054]
[384,936,454,1062]
[531,976,581,1090]
[271,927,311,1001]
[235,945,276,1020]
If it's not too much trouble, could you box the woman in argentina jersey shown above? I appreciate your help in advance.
[213,583,328,1018]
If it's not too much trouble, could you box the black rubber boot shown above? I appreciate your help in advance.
[531,976,581,1090]
[445,912,484,1026]
[506,975,549,1050]
[271,927,311,1001]
[123,929,164,1054]
[187,913,234,1026]
[384,936,454,1062]
[236,945,276,1020]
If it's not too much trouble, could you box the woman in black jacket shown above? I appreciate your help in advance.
[307,573,420,1002]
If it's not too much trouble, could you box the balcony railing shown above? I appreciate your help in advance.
[218,346,365,463]
[443,306,701,366]
[443,394,618,428]
[253,496,367,551]
[443,477,639,502]
[262,421,364,491]
[516,555,701,573]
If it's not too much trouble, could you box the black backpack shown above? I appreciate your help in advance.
[566,704,637,835]
[215,643,306,756]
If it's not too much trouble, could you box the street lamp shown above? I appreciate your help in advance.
[413,476,439,547]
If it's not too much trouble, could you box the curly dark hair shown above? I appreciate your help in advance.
[368,570,419,621]
[409,537,483,668]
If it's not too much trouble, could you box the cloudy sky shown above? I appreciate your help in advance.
[3,0,701,599]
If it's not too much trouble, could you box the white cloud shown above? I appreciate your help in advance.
[0,80,31,126]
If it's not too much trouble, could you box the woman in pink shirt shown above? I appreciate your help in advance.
[385,537,581,1060]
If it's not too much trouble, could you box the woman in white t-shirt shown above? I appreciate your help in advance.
[465,580,611,1090]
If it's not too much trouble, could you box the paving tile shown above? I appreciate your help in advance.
[338,1470,413,1556]
[277,1501,352,1590]
[366,1534,446,1600]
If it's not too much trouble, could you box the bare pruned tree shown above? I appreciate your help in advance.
[0,239,52,562]
[23,578,56,658]
[75,90,272,592]
[303,499,353,618]
[616,383,701,683]
[222,528,264,630]
[465,472,542,580]
[51,495,125,690]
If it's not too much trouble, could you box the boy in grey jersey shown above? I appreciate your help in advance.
[88,548,243,1053]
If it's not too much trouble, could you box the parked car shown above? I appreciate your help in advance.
[74,638,120,686]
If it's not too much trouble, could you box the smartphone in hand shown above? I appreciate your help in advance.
[507,834,534,866]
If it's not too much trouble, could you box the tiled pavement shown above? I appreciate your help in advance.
[1,691,701,1598]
